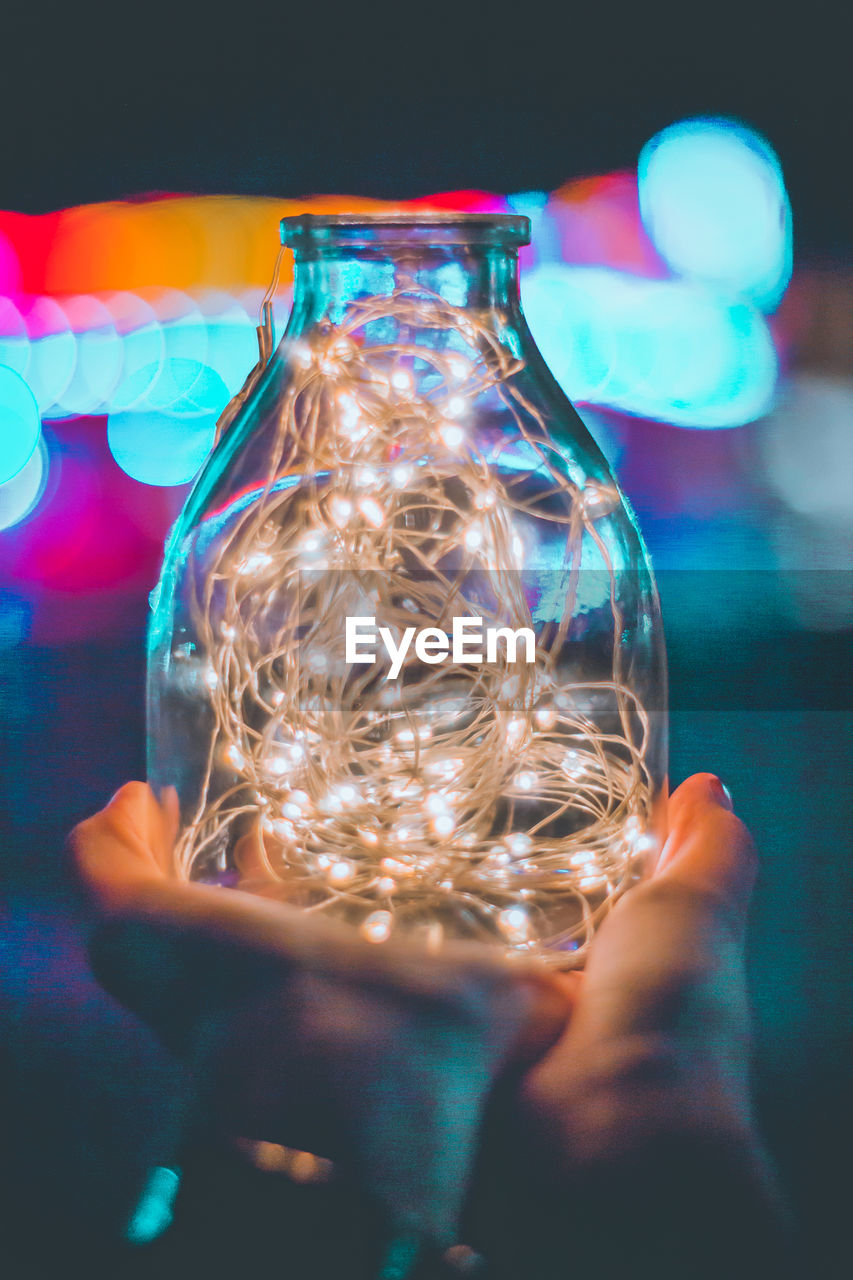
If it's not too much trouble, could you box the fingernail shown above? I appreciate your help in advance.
[711,776,733,809]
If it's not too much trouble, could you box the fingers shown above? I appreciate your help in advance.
[656,773,757,936]
[69,784,574,1247]
[69,783,572,1066]
[69,781,173,911]
[517,773,759,1156]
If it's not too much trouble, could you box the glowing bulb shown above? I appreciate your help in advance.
[439,422,465,450]
[377,876,397,895]
[265,754,290,777]
[464,523,484,550]
[291,342,313,368]
[513,770,538,792]
[634,833,659,858]
[330,496,354,527]
[498,906,531,943]
[361,910,393,943]
[426,757,463,781]
[338,393,360,425]
[391,462,413,488]
[446,395,467,418]
[505,717,528,749]
[225,744,245,770]
[562,750,585,778]
[474,488,496,509]
[624,816,642,842]
[431,814,456,838]
[390,369,413,393]
[381,857,414,877]
[504,832,532,857]
[581,483,617,518]
[327,859,357,886]
[357,496,385,528]
[236,552,272,575]
[447,354,471,381]
[533,700,556,730]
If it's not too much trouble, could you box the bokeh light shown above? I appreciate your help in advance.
[107,363,228,485]
[521,263,614,402]
[141,357,229,418]
[759,374,853,526]
[0,296,30,378]
[196,291,257,394]
[0,365,41,483]
[0,225,21,294]
[124,1167,181,1246]
[0,434,47,530]
[145,288,208,367]
[104,291,164,413]
[107,411,219,486]
[19,295,76,412]
[522,265,777,426]
[54,294,122,417]
[638,117,792,308]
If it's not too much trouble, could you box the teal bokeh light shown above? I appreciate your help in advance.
[107,362,228,485]
[522,264,777,428]
[0,435,47,530]
[124,1166,181,1246]
[638,117,792,309]
[0,365,41,484]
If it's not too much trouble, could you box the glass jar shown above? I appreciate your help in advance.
[148,213,667,967]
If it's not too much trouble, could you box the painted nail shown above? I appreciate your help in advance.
[711,776,733,809]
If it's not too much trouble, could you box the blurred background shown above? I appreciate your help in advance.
[0,4,850,1276]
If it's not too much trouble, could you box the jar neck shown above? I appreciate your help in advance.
[285,246,523,338]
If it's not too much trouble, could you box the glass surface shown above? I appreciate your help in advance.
[148,214,667,967]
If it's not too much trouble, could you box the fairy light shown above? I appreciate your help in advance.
[362,910,393,943]
[169,277,658,968]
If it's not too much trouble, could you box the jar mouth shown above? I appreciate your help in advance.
[281,212,531,251]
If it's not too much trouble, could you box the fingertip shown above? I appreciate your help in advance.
[657,794,757,933]
[669,772,734,819]
[106,780,155,812]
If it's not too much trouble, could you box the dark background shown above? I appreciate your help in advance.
[1,4,851,1277]
[2,2,852,257]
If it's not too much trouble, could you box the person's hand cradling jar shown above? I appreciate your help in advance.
[69,774,795,1279]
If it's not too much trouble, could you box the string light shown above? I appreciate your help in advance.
[167,274,658,968]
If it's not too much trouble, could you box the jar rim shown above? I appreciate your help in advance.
[280,212,531,249]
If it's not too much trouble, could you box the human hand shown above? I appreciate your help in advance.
[70,775,789,1277]
[68,783,571,1248]
[464,773,792,1278]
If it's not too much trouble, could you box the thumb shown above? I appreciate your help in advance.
[656,772,757,937]
[520,772,759,1162]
